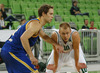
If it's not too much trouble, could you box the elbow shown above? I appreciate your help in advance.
[20,35,26,43]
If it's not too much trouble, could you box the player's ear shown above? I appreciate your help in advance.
[42,12,45,17]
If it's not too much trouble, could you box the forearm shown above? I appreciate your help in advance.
[74,49,79,67]
[21,37,34,57]
[54,46,59,68]
[42,35,58,46]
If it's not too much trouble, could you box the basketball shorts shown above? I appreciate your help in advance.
[1,44,39,73]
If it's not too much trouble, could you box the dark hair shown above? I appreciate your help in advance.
[21,19,26,22]
[38,4,53,17]
[84,19,88,23]
[73,1,77,4]
[90,20,94,24]
[72,1,78,6]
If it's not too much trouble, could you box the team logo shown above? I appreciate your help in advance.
[64,45,70,51]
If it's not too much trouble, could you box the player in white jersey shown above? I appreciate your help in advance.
[46,22,88,73]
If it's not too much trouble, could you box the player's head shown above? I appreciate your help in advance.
[90,20,94,27]
[20,19,26,25]
[73,1,78,6]
[84,19,88,26]
[59,22,71,43]
[38,4,54,23]
[0,4,4,9]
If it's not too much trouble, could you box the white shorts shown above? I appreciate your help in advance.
[46,44,88,73]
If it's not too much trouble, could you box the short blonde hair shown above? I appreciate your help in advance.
[59,22,71,29]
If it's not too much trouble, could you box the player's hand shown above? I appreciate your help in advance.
[47,64,57,73]
[55,44,64,53]
[30,56,38,65]
[76,63,87,72]
[35,65,39,69]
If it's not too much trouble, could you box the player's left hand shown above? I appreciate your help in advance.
[47,64,57,73]
[76,63,87,72]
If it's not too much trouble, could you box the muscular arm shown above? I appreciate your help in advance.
[39,29,63,52]
[20,20,41,58]
[72,31,80,69]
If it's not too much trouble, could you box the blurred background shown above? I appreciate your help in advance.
[0,0,100,73]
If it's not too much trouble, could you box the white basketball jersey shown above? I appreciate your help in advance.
[55,29,76,51]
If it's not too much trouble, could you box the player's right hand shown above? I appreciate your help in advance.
[30,56,38,65]
[76,63,87,72]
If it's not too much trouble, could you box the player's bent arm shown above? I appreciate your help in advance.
[72,32,80,67]
[20,20,42,58]
[51,32,59,68]
[39,30,63,51]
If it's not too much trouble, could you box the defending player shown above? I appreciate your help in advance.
[46,22,88,73]
[1,4,64,73]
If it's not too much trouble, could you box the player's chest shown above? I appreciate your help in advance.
[59,41,73,50]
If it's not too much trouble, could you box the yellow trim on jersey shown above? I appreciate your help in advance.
[37,17,40,21]
[30,70,39,73]
[9,52,38,73]
[25,20,33,30]
[25,19,39,38]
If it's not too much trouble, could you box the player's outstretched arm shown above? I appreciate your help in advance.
[47,32,59,73]
[39,30,64,53]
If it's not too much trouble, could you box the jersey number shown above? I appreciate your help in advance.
[64,45,70,51]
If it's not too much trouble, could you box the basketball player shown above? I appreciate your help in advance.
[46,22,88,73]
[1,4,64,73]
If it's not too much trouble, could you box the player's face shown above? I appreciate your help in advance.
[44,8,54,23]
[59,27,71,43]
[90,21,94,27]
[85,20,88,25]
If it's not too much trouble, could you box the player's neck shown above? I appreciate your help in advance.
[39,17,47,26]
[61,37,67,44]
[63,41,67,44]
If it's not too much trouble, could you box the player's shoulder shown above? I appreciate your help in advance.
[51,31,57,38]
[30,19,39,24]
[51,30,58,41]
[71,29,80,38]
[52,29,59,36]
[28,19,40,28]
